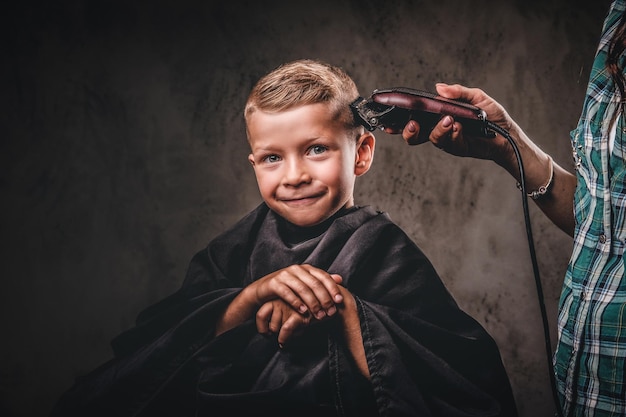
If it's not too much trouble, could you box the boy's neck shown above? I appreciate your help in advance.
[277,206,357,245]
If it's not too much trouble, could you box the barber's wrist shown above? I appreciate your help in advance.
[492,137,520,176]
[493,126,547,186]
[517,155,553,199]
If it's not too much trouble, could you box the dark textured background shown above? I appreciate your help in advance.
[1,0,613,416]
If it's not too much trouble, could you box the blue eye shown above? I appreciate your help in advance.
[263,154,281,163]
[309,145,328,155]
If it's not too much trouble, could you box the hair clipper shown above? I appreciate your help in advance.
[350,87,495,138]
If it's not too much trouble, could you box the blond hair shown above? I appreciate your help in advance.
[244,59,360,129]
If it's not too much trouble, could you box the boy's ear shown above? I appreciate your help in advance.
[248,154,255,167]
[354,132,375,176]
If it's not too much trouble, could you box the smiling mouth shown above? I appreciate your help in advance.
[279,194,324,207]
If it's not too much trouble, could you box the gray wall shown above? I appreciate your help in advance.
[1,0,612,416]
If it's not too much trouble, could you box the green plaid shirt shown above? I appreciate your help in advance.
[555,1,626,415]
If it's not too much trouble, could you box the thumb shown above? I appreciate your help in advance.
[435,82,465,100]
[436,83,484,107]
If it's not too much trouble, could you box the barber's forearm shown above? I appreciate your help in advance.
[497,127,576,237]
[533,163,576,236]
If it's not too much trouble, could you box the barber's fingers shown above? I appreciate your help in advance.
[400,116,458,147]
[381,120,428,145]
[400,120,429,146]
[436,83,483,106]
[430,115,455,148]
[436,83,510,131]
[392,84,490,147]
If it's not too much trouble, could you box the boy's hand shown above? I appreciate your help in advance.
[250,264,343,320]
[215,264,343,338]
[256,298,330,347]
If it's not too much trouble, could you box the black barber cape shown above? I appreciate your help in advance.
[51,204,518,417]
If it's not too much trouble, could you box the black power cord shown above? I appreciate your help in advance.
[351,89,564,415]
[485,120,564,417]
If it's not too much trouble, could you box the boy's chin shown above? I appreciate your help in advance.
[269,199,350,227]
[284,215,326,228]
[274,209,331,228]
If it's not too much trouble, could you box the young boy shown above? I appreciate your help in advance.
[51,59,517,416]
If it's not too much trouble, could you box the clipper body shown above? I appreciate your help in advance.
[350,87,494,138]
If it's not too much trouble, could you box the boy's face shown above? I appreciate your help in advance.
[247,103,374,227]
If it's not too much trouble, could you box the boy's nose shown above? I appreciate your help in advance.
[283,159,312,186]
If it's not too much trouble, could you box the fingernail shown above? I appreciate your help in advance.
[442,116,453,128]
[315,310,326,319]
[299,305,308,314]
[407,121,416,133]
[278,343,284,349]
[327,306,337,316]
[334,294,343,303]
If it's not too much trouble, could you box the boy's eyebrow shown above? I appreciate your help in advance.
[250,146,277,153]
[251,136,327,152]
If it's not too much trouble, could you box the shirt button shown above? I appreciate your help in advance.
[599,234,607,244]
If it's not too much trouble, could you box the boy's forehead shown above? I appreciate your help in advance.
[248,102,352,130]
[247,103,335,129]
[247,101,333,118]
[246,105,353,148]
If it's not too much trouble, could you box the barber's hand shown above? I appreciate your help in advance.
[393,83,515,164]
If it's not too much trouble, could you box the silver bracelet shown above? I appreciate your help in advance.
[516,155,554,200]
